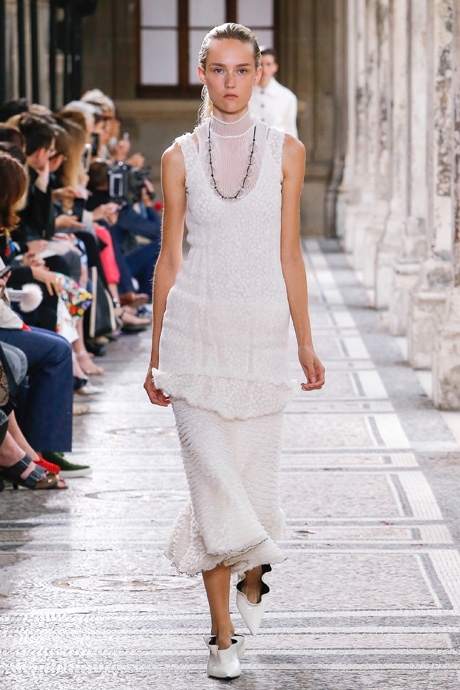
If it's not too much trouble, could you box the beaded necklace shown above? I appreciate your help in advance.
[207,120,257,201]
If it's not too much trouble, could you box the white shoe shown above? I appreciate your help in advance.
[205,638,241,679]
[75,382,105,396]
[236,564,272,636]
[204,634,245,659]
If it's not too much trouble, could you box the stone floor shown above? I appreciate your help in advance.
[1,239,460,689]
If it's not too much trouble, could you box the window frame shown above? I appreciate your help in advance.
[136,0,279,99]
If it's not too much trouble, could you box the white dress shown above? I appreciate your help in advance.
[154,111,292,575]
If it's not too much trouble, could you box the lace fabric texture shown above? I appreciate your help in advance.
[201,111,266,200]
[165,399,286,576]
[153,115,292,420]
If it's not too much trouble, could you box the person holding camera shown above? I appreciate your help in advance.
[87,159,161,304]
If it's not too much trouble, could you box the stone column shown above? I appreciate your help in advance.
[374,0,410,309]
[352,0,381,272]
[407,0,454,369]
[278,0,335,237]
[325,0,348,238]
[433,0,460,408]
[336,0,357,245]
[342,0,368,256]
[388,0,429,335]
[362,0,392,293]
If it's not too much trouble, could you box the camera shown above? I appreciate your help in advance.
[82,143,92,172]
[91,132,99,157]
[107,162,155,205]
[72,197,85,221]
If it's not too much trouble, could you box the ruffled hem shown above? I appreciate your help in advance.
[152,369,294,420]
[165,539,286,577]
[165,501,286,577]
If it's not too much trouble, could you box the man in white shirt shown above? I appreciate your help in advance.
[250,48,299,138]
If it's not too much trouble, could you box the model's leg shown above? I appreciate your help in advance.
[202,563,234,649]
[236,410,283,604]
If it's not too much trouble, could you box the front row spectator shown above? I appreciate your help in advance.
[0,152,90,479]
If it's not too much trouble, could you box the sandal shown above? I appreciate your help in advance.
[0,454,67,490]
[73,402,90,415]
[114,307,150,333]
[75,350,104,376]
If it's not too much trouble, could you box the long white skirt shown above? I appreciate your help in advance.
[165,398,286,576]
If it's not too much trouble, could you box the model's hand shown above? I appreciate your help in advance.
[298,345,325,391]
[144,369,171,407]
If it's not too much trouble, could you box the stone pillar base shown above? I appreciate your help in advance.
[375,215,405,310]
[352,210,373,270]
[408,288,448,369]
[407,253,452,368]
[433,288,460,409]
[388,262,421,336]
[361,202,389,293]
[342,202,358,254]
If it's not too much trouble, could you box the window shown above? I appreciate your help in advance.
[138,0,278,98]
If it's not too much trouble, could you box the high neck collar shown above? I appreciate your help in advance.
[210,110,254,138]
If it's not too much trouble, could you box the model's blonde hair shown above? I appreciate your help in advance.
[197,23,261,123]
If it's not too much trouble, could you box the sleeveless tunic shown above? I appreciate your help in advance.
[156,115,291,574]
[153,117,293,420]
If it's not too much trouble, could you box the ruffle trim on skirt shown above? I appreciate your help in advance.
[165,501,286,577]
[152,369,294,420]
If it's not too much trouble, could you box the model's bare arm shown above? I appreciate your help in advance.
[281,135,325,391]
[144,143,186,405]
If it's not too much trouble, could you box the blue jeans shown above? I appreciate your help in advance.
[0,327,73,451]
[126,240,160,295]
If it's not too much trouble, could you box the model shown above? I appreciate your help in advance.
[144,22,325,680]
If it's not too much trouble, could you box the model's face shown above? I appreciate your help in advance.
[198,38,262,120]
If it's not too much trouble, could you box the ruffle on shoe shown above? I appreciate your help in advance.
[152,369,294,420]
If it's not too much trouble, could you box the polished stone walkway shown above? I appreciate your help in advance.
[1,239,460,689]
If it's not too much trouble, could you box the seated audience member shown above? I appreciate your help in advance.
[0,98,29,123]
[0,124,26,152]
[0,151,91,477]
[6,113,83,330]
[80,89,117,162]
[0,344,66,489]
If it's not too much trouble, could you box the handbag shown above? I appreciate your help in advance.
[83,266,117,339]
[0,361,8,407]
[56,273,93,319]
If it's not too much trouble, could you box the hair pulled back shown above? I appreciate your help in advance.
[0,153,27,234]
[197,23,261,123]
